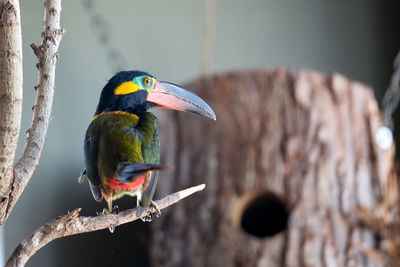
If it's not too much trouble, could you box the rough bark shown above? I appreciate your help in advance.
[0,0,64,224]
[152,69,400,267]
[0,0,23,211]
[5,184,205,267]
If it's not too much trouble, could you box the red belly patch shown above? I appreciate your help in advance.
[107,175,145,190]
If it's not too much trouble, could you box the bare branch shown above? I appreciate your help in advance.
[0,0,23,210]
[5,184,206,267]
[0,0,65,224]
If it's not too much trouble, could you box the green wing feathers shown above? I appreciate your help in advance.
[83,112,161,205]
[138,113,161,206]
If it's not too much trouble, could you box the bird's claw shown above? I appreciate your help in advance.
[97,205,119,233]
[141,201,161,222]
[98,205,119,215]
[108,225,116,233]
[112,205,119,214]
[151,201,161,218]
[141,214,152,222]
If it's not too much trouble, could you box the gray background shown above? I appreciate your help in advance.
[3,0,399,266]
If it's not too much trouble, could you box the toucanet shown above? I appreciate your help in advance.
[80,70,215,225]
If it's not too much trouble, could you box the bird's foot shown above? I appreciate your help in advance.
[108,225,116,233]
[111,205,119,214]
[151,201,161,217]
[96,205,119,233]
[141,201,161,222]
[96,205,119,216]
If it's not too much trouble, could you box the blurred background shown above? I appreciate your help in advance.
[3,0,399,266]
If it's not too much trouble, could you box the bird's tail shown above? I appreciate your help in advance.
[116,163,164,183]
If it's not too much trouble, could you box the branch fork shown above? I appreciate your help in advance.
[0,0,65,224]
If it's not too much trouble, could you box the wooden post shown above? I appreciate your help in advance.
[151,69,400,267]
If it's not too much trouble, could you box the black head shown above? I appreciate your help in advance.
[94,70,216,120]
[95,70,156,116]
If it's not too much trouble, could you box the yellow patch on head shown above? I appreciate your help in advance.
[114,81,140,95]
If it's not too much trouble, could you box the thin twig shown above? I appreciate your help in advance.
[5,184,206,267]
[0,0,65,224]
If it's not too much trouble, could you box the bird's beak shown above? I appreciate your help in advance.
[147,81,216,120]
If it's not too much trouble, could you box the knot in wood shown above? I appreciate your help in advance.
[0,1,18,27]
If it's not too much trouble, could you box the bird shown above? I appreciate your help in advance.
[80,70,215,226]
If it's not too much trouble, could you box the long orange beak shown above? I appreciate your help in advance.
[146,81,216,120]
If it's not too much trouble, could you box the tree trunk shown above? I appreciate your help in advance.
[151,69,400,267]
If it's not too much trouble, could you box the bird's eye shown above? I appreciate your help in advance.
[143,77,151,86]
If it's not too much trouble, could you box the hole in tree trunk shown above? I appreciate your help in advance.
[233,190,289,238]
